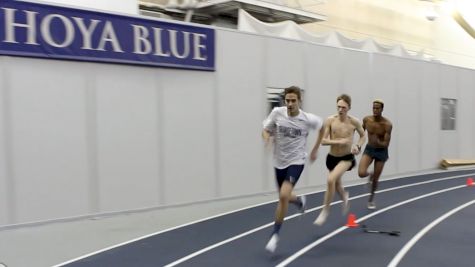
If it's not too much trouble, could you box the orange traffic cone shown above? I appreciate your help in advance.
[346,213,359,228]
[467,177,474,187]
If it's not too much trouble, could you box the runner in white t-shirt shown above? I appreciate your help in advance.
[262,86,324,253]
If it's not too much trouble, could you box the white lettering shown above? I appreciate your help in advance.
[1,6,211,65]
[131,24,151,54]
[169,30,190,59]
[192,33,206,61]
[152,27,170,57]
[97,21,123,52]
[2,8,38,45]
[72,17,100,50]
[41,14,74,48]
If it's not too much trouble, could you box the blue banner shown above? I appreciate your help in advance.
[0,0,215,71]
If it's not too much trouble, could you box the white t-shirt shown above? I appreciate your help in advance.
[263,107,323,169]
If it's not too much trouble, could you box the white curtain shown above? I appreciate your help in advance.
[238,9,430,60]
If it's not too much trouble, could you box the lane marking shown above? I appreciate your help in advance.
[162,173,473,267]
[275,184,467,267]
[387,198,475,267]
[52,171,474,267]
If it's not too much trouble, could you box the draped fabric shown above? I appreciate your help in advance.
[238,9,434,61]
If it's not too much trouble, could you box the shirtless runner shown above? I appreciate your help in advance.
[314,94,365,225]
[358,99,392,210]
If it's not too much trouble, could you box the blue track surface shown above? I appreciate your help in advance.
[59,169,475,267]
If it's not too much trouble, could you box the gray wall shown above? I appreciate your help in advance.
[0,28,474,227]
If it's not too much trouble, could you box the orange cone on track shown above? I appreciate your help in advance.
[467,177,474,187]
[346,213,359,228]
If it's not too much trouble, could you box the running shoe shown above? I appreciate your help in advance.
[299,195,307,214]
[265,234,279,253]
[367,201,376,210]
[314,209,329,226]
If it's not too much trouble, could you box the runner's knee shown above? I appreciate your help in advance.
[358,170,367,178]
[327,176,337,187]
[279,193,290,202]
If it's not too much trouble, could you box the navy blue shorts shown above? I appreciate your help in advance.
[274,164,304,188]
[363,145,389,162]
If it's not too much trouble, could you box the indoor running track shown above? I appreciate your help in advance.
[54,169,475,267]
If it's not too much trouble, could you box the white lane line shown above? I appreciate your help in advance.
[387,198,475,267]
[52,171,474,267]
[50,200,278,267]
[275,184,467,267]
[162,173,473,267]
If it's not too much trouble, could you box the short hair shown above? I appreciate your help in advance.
[284,86,302,101]
[337,94,351,108]
[373,99,384,108]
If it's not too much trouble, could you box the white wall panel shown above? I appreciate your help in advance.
[304,45,343,186]
[439,65,459,158]
[8,58,90,223]
[216,31,268,196]
[457,68,475,158]
[341,49,371,121]
[371,54,398,175]
[420,62,441,169]
[395,59,422,173]
[0,58,10,225]
[1,26,475,227]
[265,38,306,88]
[95,65,160,211]
[161,69,217,204]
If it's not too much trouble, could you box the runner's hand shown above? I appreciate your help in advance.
[351,144,361,155]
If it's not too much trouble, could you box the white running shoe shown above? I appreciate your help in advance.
[314,209,329,226]
[299,195,307,214]
[265,234,279,253]
[342,191,350,215]
[367,201,376,210]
